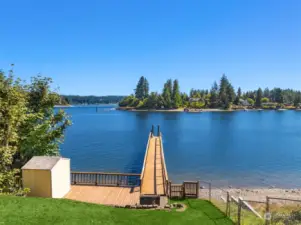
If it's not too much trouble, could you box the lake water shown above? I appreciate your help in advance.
[59,106,301,188]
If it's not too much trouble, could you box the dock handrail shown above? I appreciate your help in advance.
[159,132,169,195]
[71,171,140,187]
[154,138,157,195]
[140,132,152,181]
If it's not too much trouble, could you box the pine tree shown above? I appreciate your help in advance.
[135,76,145,100]
[226,84,236,103]
[219,74,230,108]
[143,78,149,98]
[255,88,263,107]
[210,81,219,108]
[234,87,242,105]
[294,92,301,108]
[162,80,172,109]
[263,88,270,98]
[172,79,182,108]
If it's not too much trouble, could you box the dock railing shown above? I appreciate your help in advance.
[159,132,169,196]
[140,132,152,192]
[71,171,140,187]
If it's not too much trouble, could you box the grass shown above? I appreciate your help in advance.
[0,196,234,225]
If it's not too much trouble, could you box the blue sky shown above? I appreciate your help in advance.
[0,0,300,95]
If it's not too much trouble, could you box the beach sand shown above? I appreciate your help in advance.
[199,188,301,202]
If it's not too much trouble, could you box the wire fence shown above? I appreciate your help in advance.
[267,197,301,225]
[197,180,301,225]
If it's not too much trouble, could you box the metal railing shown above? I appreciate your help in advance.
[71,171,141,187]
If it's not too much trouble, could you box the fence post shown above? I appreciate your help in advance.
[226,192,230,216]
[265,196,270,225]
[196,181,200,198]
[151,125,154,137]
[183,182,186,198]
[95,174,98,186]
[237,198,242,225]
[209,182,212,202]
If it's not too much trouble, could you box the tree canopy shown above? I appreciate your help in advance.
[0,68,71,194]
[119,74,301,110]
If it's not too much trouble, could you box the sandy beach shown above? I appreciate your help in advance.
[199,188,301,202]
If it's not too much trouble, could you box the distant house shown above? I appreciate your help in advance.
[189,98,201,102]
[239,99,251,106]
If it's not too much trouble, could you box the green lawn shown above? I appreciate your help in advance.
[0,196,233,225]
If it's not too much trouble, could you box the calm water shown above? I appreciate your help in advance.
[59,106,301,188]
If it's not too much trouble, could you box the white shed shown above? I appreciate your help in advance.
[22,156,70,198]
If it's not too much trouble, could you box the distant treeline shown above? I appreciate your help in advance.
[60,95,125,105]
[119,75,301,110]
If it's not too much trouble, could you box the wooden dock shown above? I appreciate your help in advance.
[140,127,169,199]
[65,185,140,206]
[140,136,165,195]
[65,126,170,206]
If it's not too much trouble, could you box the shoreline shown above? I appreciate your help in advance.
[117,107,299,113]
[199,187,301,202]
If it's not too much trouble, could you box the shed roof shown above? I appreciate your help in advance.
[22,156,62,170]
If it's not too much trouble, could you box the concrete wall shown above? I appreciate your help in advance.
[51,158,70,198]
[22,170,52,197]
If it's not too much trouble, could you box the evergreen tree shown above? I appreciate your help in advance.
[162,80,172,109]
[263,88,270,98]
[145,92,158,109]
[273,88,283,103]
[234,87,242,105]
[172,79,182,108]
[135,76,145,100]
[219,74,230,108]
[255,88,263,107]
[226,84,236,103]
[143,78,149,98]
[166,79,173,94]
[294,92,301,108]
[210,81,219,108]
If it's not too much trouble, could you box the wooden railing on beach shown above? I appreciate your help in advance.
[71,171,141,187]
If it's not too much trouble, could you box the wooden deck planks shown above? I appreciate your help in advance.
[65,185,140,206]
[140,137,156,195]
[141,136,165,195]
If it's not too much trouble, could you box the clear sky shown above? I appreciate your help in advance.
[0,0,300,95]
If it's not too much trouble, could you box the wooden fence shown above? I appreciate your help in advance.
[71,172,141,187]
[169,181,199,198]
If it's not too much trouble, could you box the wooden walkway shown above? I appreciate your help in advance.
[65,185,140,206]
[140,134,167,196]
[65,128,169,206]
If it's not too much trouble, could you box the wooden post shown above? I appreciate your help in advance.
[196,181,200,198]
[183,182,185,198]
[151,125,154,136]
[226,192,230,216]
[265,197,270,225]
[157,125,160,136]
[237,198,242,225]
[95,174,98,186]
[209,182,212,201]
